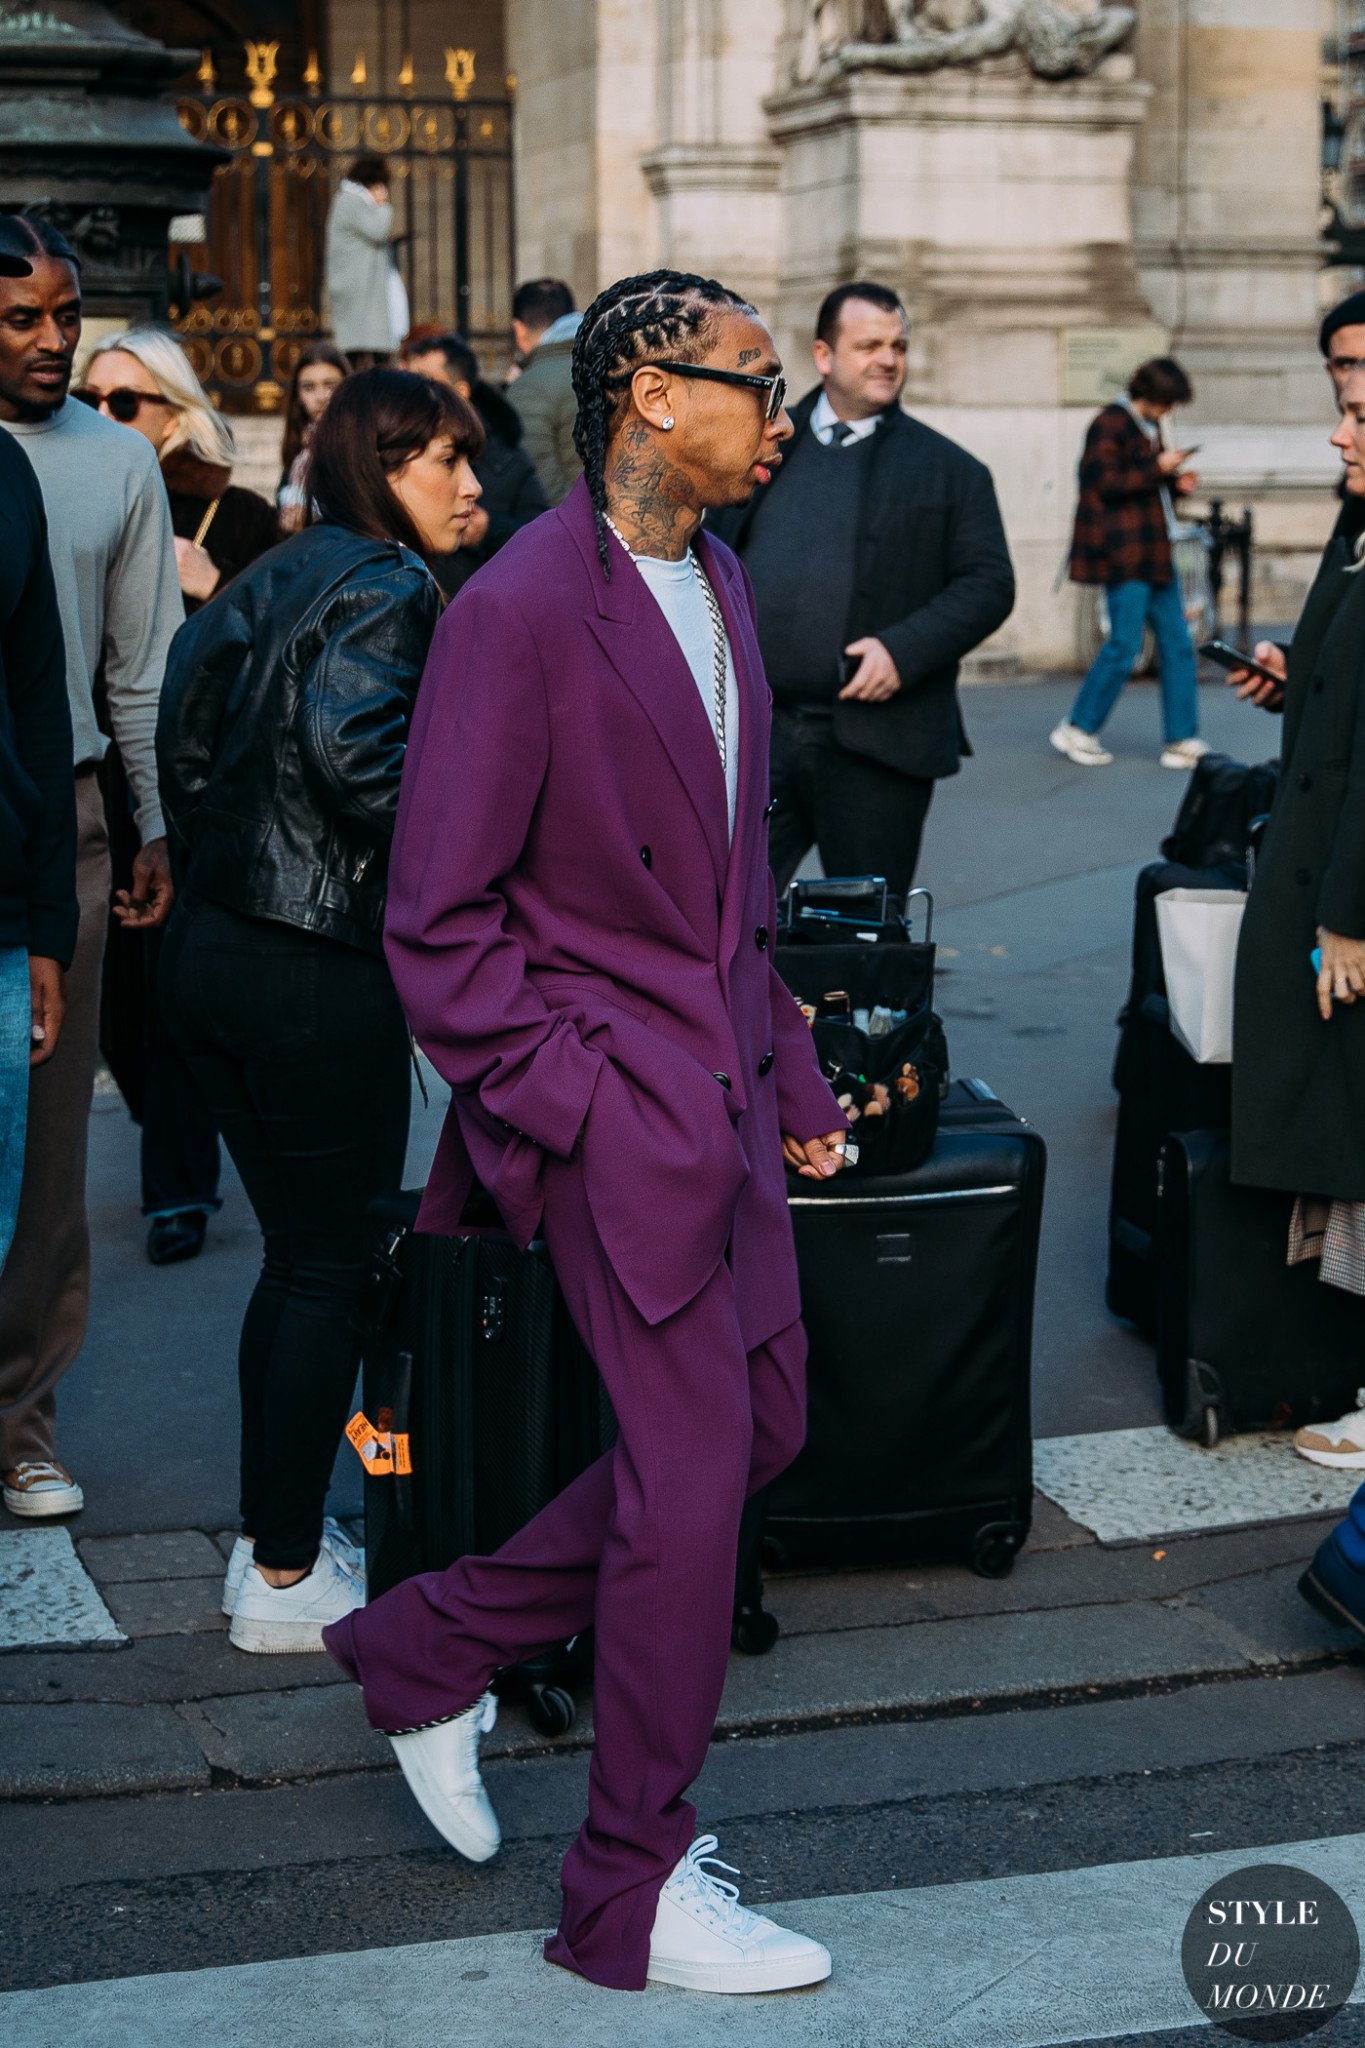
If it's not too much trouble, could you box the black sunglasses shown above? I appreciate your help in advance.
[73,386,175,424]
[643,360,787,423]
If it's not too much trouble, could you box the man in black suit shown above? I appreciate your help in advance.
[710,282,1014,895]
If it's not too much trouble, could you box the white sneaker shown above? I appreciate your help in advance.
[389,1692,501,1863]
[647,1836,832,1995]
[1050,721,1113,767]
[1160,737,1211,770]
[1295,1394,1365,1468]
[228,1542,364,1654]
[3,1460,84,1518]
[221,1519,362,1617]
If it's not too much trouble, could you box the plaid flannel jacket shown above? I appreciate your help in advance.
[1068,402,1174,588]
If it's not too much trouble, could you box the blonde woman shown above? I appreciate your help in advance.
[80,330,277,613]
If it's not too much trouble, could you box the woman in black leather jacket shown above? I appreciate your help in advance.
[157,368,482,1654]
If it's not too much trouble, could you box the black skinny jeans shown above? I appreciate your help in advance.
[160,897,411,1569]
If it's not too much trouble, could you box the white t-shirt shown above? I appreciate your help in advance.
[633,550,739,840]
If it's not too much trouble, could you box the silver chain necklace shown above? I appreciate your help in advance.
[605,515,728,771]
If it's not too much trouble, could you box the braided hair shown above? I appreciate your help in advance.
[571,269,753,575]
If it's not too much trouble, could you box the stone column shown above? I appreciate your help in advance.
[765,60,1155,666]
[640,0,784,311]
[505,0,659,302]
[1130,0,1324,428]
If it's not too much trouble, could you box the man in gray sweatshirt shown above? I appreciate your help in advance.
[0,214,182,1520]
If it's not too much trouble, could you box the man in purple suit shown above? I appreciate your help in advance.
[324,270,849,1996]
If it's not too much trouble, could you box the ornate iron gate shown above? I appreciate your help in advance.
[174,42,515,411]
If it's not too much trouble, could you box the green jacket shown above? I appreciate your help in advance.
[509,336,580,505]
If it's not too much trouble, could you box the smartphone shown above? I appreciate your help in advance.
[1178,444,1201,458]
[837,654,857,688]
[1198,640,1282,684]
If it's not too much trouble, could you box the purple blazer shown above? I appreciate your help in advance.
[384,478,844,1349]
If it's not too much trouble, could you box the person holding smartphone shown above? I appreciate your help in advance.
[1054,356,1207,769]
[1227,367,1365,1619]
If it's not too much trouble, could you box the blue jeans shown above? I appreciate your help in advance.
[1335,1478,1365,1570]
[0,947,30,1276]
[1070,578,1199,743]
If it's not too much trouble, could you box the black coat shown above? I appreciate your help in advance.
[156,524,440,954]
[1232,537,1365,1198]
[0,431,76,966]
[431,382,549,601]
[709,389,1015,781]
[161,449,279,616]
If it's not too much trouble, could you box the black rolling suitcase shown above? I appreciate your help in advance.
[1107,859,1239,1332]
[360,1189,612,1593]
[766,1080,1044,1579]
[1157,1130,1365,1445]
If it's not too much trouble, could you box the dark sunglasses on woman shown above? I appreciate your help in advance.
[72,386,176,425]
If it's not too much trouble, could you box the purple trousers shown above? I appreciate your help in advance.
[324,1152,807,1990]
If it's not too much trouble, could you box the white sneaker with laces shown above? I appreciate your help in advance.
[647,1836,832,1995]
[3,1459,84,1518]
[1050,721,1114,767]
[228,1540,364,1654]
[1160,737,1211,770]
[389,1692,501,1863]
[221,1518,362,1617]
[1295,1393,1365,1468]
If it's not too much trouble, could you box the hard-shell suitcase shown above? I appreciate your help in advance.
[766,1080,1044,1578]
[1157,1130,1365,1445]
[360,1189,612,1604]
[1107,859,1239,1332]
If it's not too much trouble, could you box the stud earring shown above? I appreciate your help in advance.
[661,416,675,430]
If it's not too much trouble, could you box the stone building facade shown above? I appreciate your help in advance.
[145,0,1338,662]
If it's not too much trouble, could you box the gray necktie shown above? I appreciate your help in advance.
[829,421,856,448]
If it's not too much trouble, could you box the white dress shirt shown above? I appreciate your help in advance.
[811,391,880,448]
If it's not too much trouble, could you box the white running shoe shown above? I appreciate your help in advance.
[1050,721,1114,767]
[1295,1394,1365,1469]
[389,1693,501,1863]
[1160,737,1211,770]
[222,1519,362,1617]
[647,1836,833,1995]
[228,1542,364,1654]
[3,1459,84,1518]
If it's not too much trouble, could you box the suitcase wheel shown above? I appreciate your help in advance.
[525,1683,576,1739]
[1201,1403,1220,1450]
[971,1522,1025,1580]
[731,1600,780,1656]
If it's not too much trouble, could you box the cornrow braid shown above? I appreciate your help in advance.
[571,269,753,575]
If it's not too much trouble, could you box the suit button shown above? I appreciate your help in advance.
[1297,773,1313,792]
[712,1071,732,1090]
[758,1051,774,1076]
[1296,867,1313,885]
[755,925,769,951]
[764,797,778,820]
[640,845,652,868]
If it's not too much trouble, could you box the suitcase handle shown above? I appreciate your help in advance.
[391,1349,416,1530]
[903,887,934,944]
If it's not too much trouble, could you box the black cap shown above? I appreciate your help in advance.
[0,219,33,279]
[1320,290,1365,357]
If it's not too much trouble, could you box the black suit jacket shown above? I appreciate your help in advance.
[710,389,1015,781]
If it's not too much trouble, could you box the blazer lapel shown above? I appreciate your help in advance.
[565,492,730,891]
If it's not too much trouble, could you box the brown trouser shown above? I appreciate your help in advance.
[0,774,110,1469]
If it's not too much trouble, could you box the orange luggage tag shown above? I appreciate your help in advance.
[346,1409,401,1477]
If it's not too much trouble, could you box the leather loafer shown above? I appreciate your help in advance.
[147,1211,209,1267]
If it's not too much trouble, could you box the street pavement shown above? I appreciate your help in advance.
[3,671,1364,2045]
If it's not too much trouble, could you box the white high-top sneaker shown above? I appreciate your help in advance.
[389,1693,501,1864]
[647,1836,832,1995]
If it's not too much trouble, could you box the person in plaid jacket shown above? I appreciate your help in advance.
[1052,356,1207,770]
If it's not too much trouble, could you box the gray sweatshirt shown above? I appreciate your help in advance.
[1,397,182,842]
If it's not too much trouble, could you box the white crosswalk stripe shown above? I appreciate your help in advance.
[3,1831,1362,2047]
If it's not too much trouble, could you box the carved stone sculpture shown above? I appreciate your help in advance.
[790,0,1136,82]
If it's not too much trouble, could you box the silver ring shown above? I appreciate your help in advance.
[835,1140,859,1166]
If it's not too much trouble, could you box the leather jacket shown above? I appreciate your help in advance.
[156,524,441,953]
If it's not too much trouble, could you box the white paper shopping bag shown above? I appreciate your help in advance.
[1154,888,1246,1065]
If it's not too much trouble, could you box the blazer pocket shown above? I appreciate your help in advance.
[534,973,653,1025]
